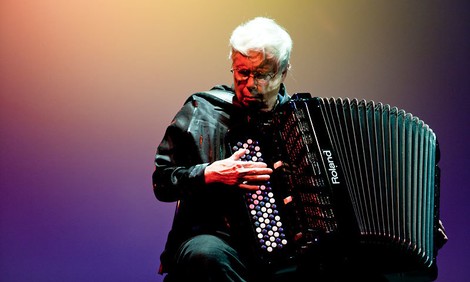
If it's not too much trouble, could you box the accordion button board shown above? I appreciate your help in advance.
[231,139,289,253]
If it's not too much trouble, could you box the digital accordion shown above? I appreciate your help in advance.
[226,93,441,279]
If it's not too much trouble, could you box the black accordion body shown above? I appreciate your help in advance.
[226,93,440,280]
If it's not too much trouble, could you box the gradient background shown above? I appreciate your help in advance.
[1,1,469,281]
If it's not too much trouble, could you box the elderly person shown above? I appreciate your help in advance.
[153,17,293,282]
[152,17,447,282]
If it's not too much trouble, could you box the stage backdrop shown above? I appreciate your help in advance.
[1,1,469,281]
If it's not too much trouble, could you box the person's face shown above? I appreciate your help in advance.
[231,51,286,112]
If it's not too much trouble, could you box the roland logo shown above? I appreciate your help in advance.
[322,150,340,184]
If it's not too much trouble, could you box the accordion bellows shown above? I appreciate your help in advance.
[227,93,440,278]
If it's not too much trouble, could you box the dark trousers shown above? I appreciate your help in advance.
[162,234,392,282]
[163,234,249,282]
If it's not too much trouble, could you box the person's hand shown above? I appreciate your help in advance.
[436,219,448,249]
[204,148,273,190]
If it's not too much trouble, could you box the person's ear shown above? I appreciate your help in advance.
[280,64,290,81]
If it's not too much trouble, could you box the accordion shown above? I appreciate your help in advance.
[227,93,440,279]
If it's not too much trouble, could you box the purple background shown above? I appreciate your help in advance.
[1,1,469,281]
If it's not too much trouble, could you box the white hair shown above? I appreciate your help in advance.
[229,17,293,72]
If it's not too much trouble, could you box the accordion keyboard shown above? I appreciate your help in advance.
[231,138,289,253]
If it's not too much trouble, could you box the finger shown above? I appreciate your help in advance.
[438,228,449,241]
[273,160,283,169]
[243,174,271,182]
[240,162,269,169]
[231,148,247,160]
[248,168,273,175]
[239,182,261,191]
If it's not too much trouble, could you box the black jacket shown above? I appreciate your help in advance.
[152,84,291,273]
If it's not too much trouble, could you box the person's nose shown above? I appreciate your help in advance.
[246,75,257,90]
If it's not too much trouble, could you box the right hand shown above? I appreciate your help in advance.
[204,148,273,190]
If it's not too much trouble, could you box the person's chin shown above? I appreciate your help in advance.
[246,103,269,113]
[243,97,262,104]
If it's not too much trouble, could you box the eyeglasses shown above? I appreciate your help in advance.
[230,68,277,85]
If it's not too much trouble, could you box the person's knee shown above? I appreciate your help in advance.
[173,234,249,281]
[178,235,232,267]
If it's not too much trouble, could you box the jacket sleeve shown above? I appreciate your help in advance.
[152,98,209,202]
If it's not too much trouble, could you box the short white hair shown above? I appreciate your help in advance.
[229,17,292,72]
